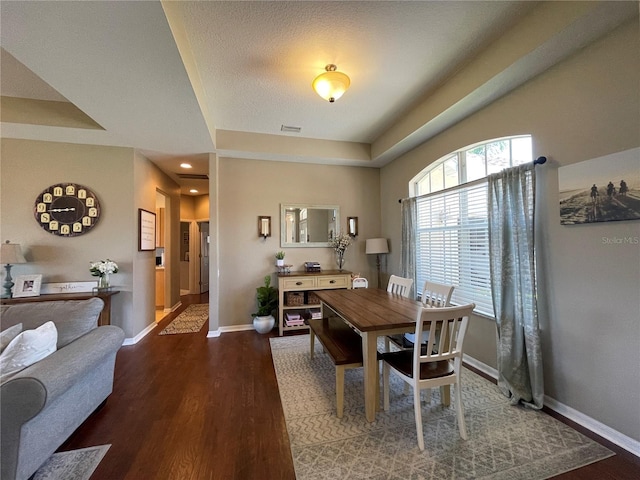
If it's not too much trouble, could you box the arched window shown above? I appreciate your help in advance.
[409,135,532,316]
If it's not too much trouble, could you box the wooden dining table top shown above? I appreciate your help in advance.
[312,288,422,333]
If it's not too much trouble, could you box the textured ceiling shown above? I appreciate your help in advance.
[1,1,637,196]
[175,1,531,143]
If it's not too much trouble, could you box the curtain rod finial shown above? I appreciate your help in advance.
[534,156,547,165]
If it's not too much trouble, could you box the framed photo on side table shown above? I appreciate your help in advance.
[13,274,43,298]
[138,208,156,251]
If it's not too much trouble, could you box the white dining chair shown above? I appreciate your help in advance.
[383,276,414,354]
[405,281,455,344]
[386,275,413,297]
[352,277,369,289]
[381,303,475,450]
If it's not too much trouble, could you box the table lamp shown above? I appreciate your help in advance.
[1,240,27,299]
[366,238,389,288]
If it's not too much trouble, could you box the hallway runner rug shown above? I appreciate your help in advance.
[31,445,110,480]
[158,303,209,335]
[270,335,613,480]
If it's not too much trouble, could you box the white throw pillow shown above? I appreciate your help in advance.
[0,321,58,384]
[1,323,23,353]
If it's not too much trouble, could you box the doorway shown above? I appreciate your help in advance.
[179,221,190,295]
[155,190,170,321]
[199,221,209,293]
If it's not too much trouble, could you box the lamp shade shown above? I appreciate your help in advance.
[312,64,350,103]
[366,238,389,255]
[0,241,26,265]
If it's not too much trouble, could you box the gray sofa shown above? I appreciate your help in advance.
[0,298,124,480]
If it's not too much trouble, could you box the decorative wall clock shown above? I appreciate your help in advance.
[33,183,101,237]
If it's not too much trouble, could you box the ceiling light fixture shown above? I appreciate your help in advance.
[180,163,192,169]
[189,189,198,193]
[312,64,350,103]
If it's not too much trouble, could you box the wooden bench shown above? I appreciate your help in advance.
[307,317,363,418]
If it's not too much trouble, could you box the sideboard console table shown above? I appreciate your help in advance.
[277,270,351,336]
[1,290,120,326]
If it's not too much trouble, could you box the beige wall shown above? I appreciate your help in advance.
[194,195,209,220]
[0,139,135,334]
[216,157,380,327]
[180,195,195,219]
[0,139,181,339]
[380,20,640,440]
[133,152,182,333]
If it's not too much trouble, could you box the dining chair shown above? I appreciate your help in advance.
[393,281,455,397]
[352,277,369,289]
[404,281,455,345]
[383,275,414,353]
[386,275,414,297]
[381,303,475,450]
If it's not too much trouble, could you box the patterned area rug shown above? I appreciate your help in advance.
[31,445,110,480]
[270,335,613,480]
[158,303,209,335]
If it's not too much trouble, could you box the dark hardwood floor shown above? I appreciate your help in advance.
[61,293,639,479]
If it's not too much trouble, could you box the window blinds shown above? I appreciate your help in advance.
[415,178,494,316]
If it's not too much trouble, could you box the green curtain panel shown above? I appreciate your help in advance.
[488,163,543,409]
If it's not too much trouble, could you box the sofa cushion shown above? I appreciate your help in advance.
[0,323,23,353]
[0,298,104,348]
[0,321,58,383]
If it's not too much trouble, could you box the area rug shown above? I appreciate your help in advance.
[158,303,209,335]
[270,335,613,480]
[31,445,110,480]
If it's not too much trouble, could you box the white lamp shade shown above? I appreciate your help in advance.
[0,242,26,264]
[366,238,389,255]
[312,65,350,103]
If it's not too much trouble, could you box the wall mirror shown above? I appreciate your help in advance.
[281,204,339,248]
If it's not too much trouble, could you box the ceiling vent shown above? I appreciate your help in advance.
[281,125,301,133]
[176,173,209,180]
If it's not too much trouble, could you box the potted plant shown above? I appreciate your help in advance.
[252,275,279,334]
[275,251,285,267]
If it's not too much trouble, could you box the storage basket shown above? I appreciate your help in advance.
[285,292,305,306]
[307,292,320,305]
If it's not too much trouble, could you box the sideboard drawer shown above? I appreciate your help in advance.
[317,275,349,288]
[281,277,316,289]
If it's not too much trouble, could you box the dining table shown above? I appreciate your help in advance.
[313,287,451,422]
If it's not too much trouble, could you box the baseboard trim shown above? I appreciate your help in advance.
[464,354,640,457]
[543,395,640,457]
[464,355,498,380]
[122,322,156,345]
[208,324,255,338]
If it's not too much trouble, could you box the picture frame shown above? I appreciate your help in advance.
[138,208,156,251]
[559,148,640,225]
[13,274,43,298]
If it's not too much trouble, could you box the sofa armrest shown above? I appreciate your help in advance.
[12,325,125,405]
[1,378,47,480]
[1,325,123,480]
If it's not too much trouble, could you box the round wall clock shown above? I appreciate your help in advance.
[33,183,101,237]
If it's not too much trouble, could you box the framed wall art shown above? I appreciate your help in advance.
[139,209,156,251]
[559,148,640,225]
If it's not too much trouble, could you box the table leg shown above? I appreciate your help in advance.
[362,331,378,422]
[99,297,112,326]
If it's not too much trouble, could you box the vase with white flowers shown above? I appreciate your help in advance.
[329,233,352,271]
[90,259,119,289]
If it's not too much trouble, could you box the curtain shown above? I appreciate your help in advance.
[400,197,417,297]
[488,163,543,409]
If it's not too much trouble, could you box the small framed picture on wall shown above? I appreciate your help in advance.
[139,208,156,251]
